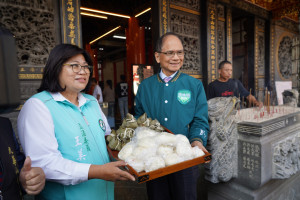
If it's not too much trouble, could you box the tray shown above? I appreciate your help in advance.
[106,146,212,183]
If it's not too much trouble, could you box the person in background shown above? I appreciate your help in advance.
[103,80,115,103]
[17,44,134,200]
[91,78,103,103]
[135,32,209,200]
[207,60,262,107]
[115,75,128,121]
[103,80,116,126]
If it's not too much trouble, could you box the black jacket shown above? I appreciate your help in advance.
[0,117,23,200]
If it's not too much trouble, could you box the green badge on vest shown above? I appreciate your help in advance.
[177,89,191,104]
[99,119,106,132]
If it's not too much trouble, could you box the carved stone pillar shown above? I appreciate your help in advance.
[254,17,266,102]
[153,0,203,79]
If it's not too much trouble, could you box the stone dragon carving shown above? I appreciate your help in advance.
[205,97,239,183]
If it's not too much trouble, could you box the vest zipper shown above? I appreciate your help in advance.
[81,109,110,199]
[80,111,89,126]
[80,110,107,163]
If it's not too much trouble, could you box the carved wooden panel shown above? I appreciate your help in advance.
[0,0,55,66]
[278,36,293,80]
[254,17,266,97]
[170,8,201,75]
[272,19,298,89]
[170,0,200,11]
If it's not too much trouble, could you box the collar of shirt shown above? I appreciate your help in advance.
[159,70,177,80]
[50,92,88,108]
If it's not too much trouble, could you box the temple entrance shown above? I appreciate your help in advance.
[232,8,254,92]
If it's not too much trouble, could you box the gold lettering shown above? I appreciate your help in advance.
[18,74,43,79]
[68,13,75,21]
[67,6,74,13]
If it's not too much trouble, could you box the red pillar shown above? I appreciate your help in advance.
[85,44,99,81]
[126,17,146,112]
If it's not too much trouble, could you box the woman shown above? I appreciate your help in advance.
[17,44,134,200]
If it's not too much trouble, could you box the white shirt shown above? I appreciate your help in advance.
[17,92,111,185]
[159,70,177,80]
[92,85,103,103]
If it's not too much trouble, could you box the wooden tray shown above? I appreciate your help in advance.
[107,146,212,183]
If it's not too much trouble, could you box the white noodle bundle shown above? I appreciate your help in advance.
[164,153,183,166]
[157,145,174,158]
[125,156,144,173]
[118,127,205,173]
[144,156,165,172]
[118,142,135,160]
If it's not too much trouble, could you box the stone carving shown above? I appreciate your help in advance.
[257,33,265,75]
[278,36,292,79]
[257,18,265,30]
[217,4,224,19]
[274,18,299,33]
[0,0,53,10]
[0,2,55,65]
[19,81,41,100]
[170,0,200,11]
[227,0,269,19]
[205,97,239,183]
[272,133,300,179]
[282,89,299,107]
[170,9,201,74]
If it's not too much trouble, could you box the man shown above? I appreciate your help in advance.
[115,75,128,121]
[91,78,103,103]
[135,32,209,200]
[207,60,262,107]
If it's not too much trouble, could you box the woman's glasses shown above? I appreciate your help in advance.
[63,63,92,74]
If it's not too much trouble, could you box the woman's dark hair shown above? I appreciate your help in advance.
[37,43,93,93]
[155,32,183,52]
[106,80,112,89]
[218,60,232,69]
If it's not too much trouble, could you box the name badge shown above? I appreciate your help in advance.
[99,119,106,132]
[177,89,191,104]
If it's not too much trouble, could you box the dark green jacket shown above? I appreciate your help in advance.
[135,71,209,146]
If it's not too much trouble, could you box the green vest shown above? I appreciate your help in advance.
[33,91,113,200]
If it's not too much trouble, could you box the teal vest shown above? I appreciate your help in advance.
[33,91,113,200]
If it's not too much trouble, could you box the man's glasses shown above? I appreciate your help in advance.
[63,63,92,74]
[158,50,184,57]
